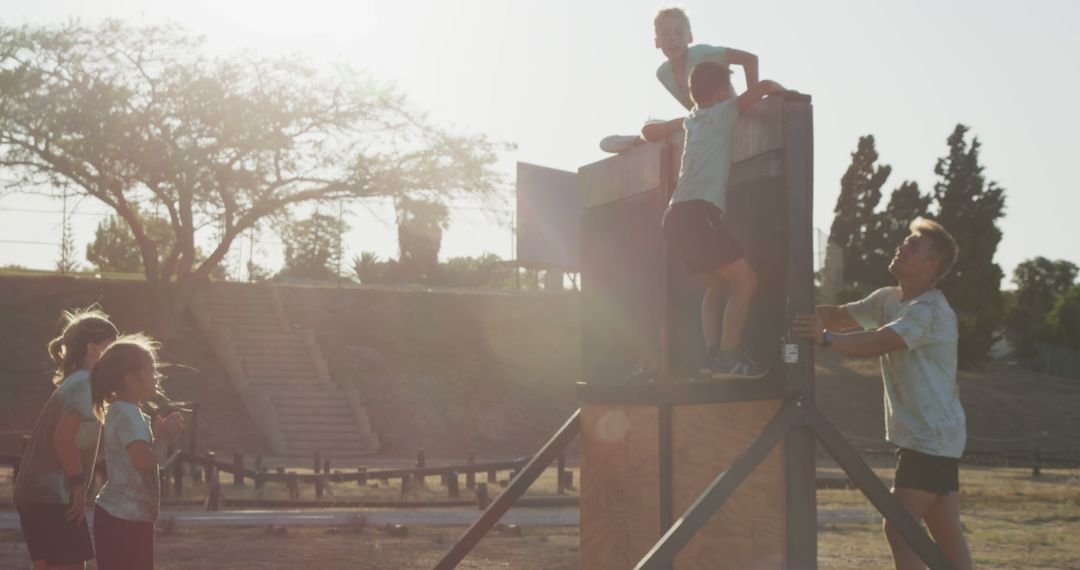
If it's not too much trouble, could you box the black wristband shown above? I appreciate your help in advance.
[66,472,88,487]
[821,329,834,348]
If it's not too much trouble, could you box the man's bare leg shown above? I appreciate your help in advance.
[924,491,973,570]
[884,487,939,570]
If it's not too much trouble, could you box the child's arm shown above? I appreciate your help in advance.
[736,80,787,114]
[726,48,759,90]
[127,440,158,472]
[126,412,183,472]
[641,118,684,143]
[54,413,89,524]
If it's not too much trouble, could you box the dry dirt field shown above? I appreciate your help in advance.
[2,466,1078,569]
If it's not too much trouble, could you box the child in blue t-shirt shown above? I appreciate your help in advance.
[642,62,788,378]
[90,335,183,570]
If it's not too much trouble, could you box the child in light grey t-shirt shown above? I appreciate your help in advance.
[91,335,183,570]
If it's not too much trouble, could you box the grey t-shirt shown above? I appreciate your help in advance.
[14,370,101,505]
[670,97,740,210]
[844,287,967,458]
[95,401,159,522]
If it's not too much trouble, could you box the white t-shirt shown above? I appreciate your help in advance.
[656,44,730,111]
[670,97,740,210]
[95,401,159,522]
[844,287,967,458]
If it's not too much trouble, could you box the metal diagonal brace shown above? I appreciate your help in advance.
[434,408,581,570]
[634,402,798,570]
[812,406,956,570]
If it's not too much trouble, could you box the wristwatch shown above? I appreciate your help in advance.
[821,329,834,348]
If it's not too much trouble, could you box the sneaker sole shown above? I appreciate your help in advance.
[711,369,770,381]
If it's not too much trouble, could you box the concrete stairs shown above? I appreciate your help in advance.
[191,284,380,457]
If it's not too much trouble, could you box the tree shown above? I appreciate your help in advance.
[353,251,383,284]
[86,212,175,273]
[278,212,349,280]
[395,196,449,282]
[439,253,513,288]
[1046,284,1080,350]
[0,21,507,326]
[861,181,932,290]
[1006,257,1078,354]
[829,135,892,294]
[933,125,1007,368]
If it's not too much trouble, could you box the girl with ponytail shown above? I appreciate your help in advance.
[14,306,118,570]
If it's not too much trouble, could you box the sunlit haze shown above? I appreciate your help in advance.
[1,0,1077,284]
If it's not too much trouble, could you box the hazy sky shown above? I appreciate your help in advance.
[1,0,1077,283]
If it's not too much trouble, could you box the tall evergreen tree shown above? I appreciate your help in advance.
[933,125,1007,368]
[829,135,892,294]
[862,181,933,289]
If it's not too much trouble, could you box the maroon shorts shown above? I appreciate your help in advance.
[93,505,155,570]
[661,200,744,275]
[16,503,95,566]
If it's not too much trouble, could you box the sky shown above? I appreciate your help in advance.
[1,0,1078,283]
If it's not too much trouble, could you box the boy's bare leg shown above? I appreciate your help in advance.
[698,276,728,354]
[884,487,940,570]
[713,258,758,351]
[924,492,973,570]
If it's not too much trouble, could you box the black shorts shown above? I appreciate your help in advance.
[93,505,155,570]
[661,200,744,275]
[894,448,960,495]
[16,503,95,566]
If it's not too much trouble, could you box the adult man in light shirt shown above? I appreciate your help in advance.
[793,218,973,570]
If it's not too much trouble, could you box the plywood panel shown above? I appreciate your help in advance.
[579,142,664,209]
[732,96,786,163]
[580,404,661,570]
[671,400,786,570]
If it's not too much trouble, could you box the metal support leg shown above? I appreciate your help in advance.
[435,409,581,570]
[812,407,956,570]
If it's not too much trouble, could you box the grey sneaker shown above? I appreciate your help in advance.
[711,351,769,380]
[600,134,644,153]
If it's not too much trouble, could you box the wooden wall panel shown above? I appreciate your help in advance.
[580,142,664,209]
[580,404,661,570]
[671,400,786,570]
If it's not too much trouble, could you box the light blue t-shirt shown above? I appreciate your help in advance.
[670,97,740,210]
[656,44,730,111]
[95,401,160,522]
[844,287,967,458]
[13,370,101,505]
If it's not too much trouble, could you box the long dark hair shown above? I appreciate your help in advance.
[48,305,119,385]
[89,334,162,422]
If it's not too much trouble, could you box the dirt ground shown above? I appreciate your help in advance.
[2,466,1078,569]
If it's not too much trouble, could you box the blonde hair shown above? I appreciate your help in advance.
[90,334,162,421]
[47,305,119,385]
[654,6,691,33]
[909,217,959,281]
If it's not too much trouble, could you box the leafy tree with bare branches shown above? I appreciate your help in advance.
[0,20,507,326]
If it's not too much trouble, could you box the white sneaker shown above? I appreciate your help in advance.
[600,134,644,153]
